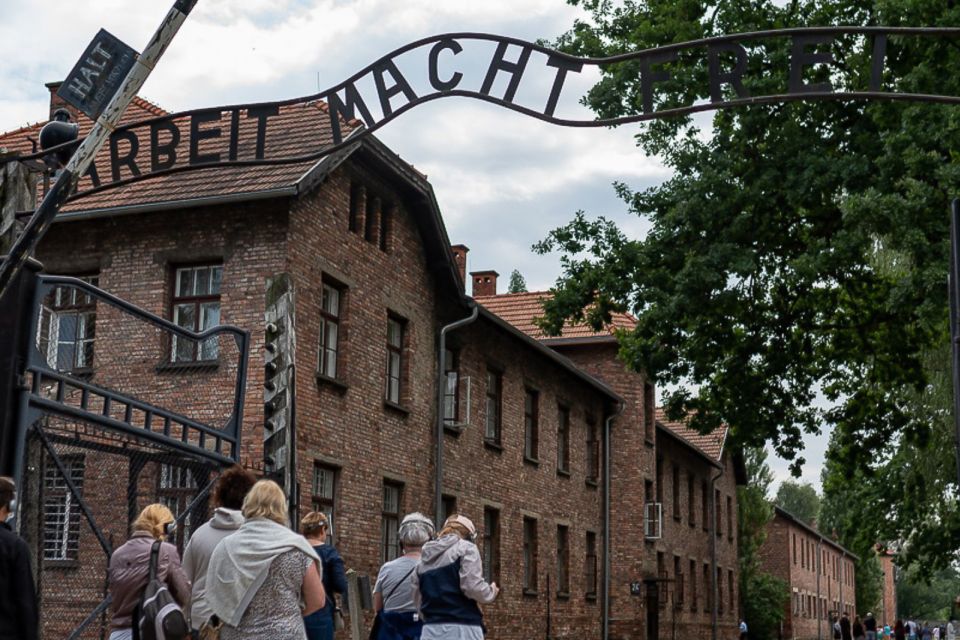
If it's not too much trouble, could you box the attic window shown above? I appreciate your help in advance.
[348,179,393,253]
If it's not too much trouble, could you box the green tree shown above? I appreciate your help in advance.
[739,448,789,640]
[508,269,528,293]
[540,0,960,570]
[774,481,820,526]
[897,565,960,620]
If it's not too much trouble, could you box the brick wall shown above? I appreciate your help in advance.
[759,512,858,640]
[554,341,740,640]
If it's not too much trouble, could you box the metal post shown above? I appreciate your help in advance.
[950,199,960,487]
[345,569,366,640]
[0,0,200,300]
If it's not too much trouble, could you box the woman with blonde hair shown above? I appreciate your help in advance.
[107,503,191,640]
[206,479,325,639]
[301,511,347,640]
[413,514,499,640]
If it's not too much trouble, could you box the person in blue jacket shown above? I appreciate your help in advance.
[302,511,347,640]
[413,514,499,640]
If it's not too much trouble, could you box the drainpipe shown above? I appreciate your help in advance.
[839,550,845,619]
[435,301,478,527]
[710,429,729,640]
[603,401,625,640]
[817,537,823,640]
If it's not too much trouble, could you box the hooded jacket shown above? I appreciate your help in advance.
[182,507,244,629]
[413,534,496,628]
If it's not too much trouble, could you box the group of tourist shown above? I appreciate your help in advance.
[101,466,498,640]
[832,612,957,640]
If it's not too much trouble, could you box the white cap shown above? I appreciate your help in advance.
[444,514,477,538]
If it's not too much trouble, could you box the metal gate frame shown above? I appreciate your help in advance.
[3,268,250,638]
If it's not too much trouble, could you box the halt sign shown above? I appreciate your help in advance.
[57,29,137,120]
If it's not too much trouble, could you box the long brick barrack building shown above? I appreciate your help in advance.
[0,83,744,640]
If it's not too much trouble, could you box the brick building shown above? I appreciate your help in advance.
[758,507,857,640]
[878,549,897,627]
[2,83,742,640]
[475,286,744,640]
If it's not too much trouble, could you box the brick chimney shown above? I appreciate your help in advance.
[470,270,499,297]
[45,81,79,121]
[451,244,469,292]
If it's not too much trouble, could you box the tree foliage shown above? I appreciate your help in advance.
[508,269,528,293]
[774,480,820,526]
[540,0,960,568]
[897,565,960,621]
[739,448,789,640]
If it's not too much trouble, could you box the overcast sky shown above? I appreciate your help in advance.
[0,0,826,493]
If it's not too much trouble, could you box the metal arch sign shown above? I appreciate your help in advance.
[23,26,960,200]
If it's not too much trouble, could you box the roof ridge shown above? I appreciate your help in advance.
[131,96,167,117]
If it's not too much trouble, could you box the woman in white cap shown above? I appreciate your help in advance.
[413,514,499,640]
[372,512,435,640]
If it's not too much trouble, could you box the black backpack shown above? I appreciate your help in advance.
[133,540,190,640]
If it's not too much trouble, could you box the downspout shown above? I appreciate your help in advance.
[435,301,478,527]
[603,401,625,640]
[711,429,729,640]
[839,550,845,618]
[817,537,823,640]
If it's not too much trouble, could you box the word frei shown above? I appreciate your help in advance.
[67,29,957,196]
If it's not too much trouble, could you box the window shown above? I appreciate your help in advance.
[656,456,664,503]
[674,555,684,609]
[171,265,222,362]
[690,559,698,611]
[443,348,460,425]
[643,382,655,442]
[557,405,570,474]
[524,388,539,461]
[318,280,343,379]
[672,464,681,521]
[159,463,198,550]
[39,276,99,372]
[715,488,722,538]
[348,183,363,233]
[380,203,393,252]
[523,516,538,593]
[586,416,599,483]
[704,563,712,610]
[585,531,598,598]
[313,464,337,542]
[482,507,500,584]
[385,315,405,405]
[43,456,84,561]
[440,494,457,524]
[657,552,667,609]
[557,525,570,596]
[728,569,735,615]
[484,368,502,444]
[381,481,403,562]
[727,496,733,541]
[702,479,709,531]
[365,194,380,244]
[718,566,724,614]
[793,533,798,565]
[688,473,696,527]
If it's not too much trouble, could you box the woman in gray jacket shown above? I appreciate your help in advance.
[182,465,256,635]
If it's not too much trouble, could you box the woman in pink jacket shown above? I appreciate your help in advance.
[107,503,191,640]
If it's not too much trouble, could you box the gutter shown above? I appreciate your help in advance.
[710,427,729,640]
[435,301,479,527]
[47,186,297,223]
[603,400,625,640]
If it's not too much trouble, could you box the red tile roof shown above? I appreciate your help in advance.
[655,407,727,462]
[0,97,363,214]
[474,291,636,341]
